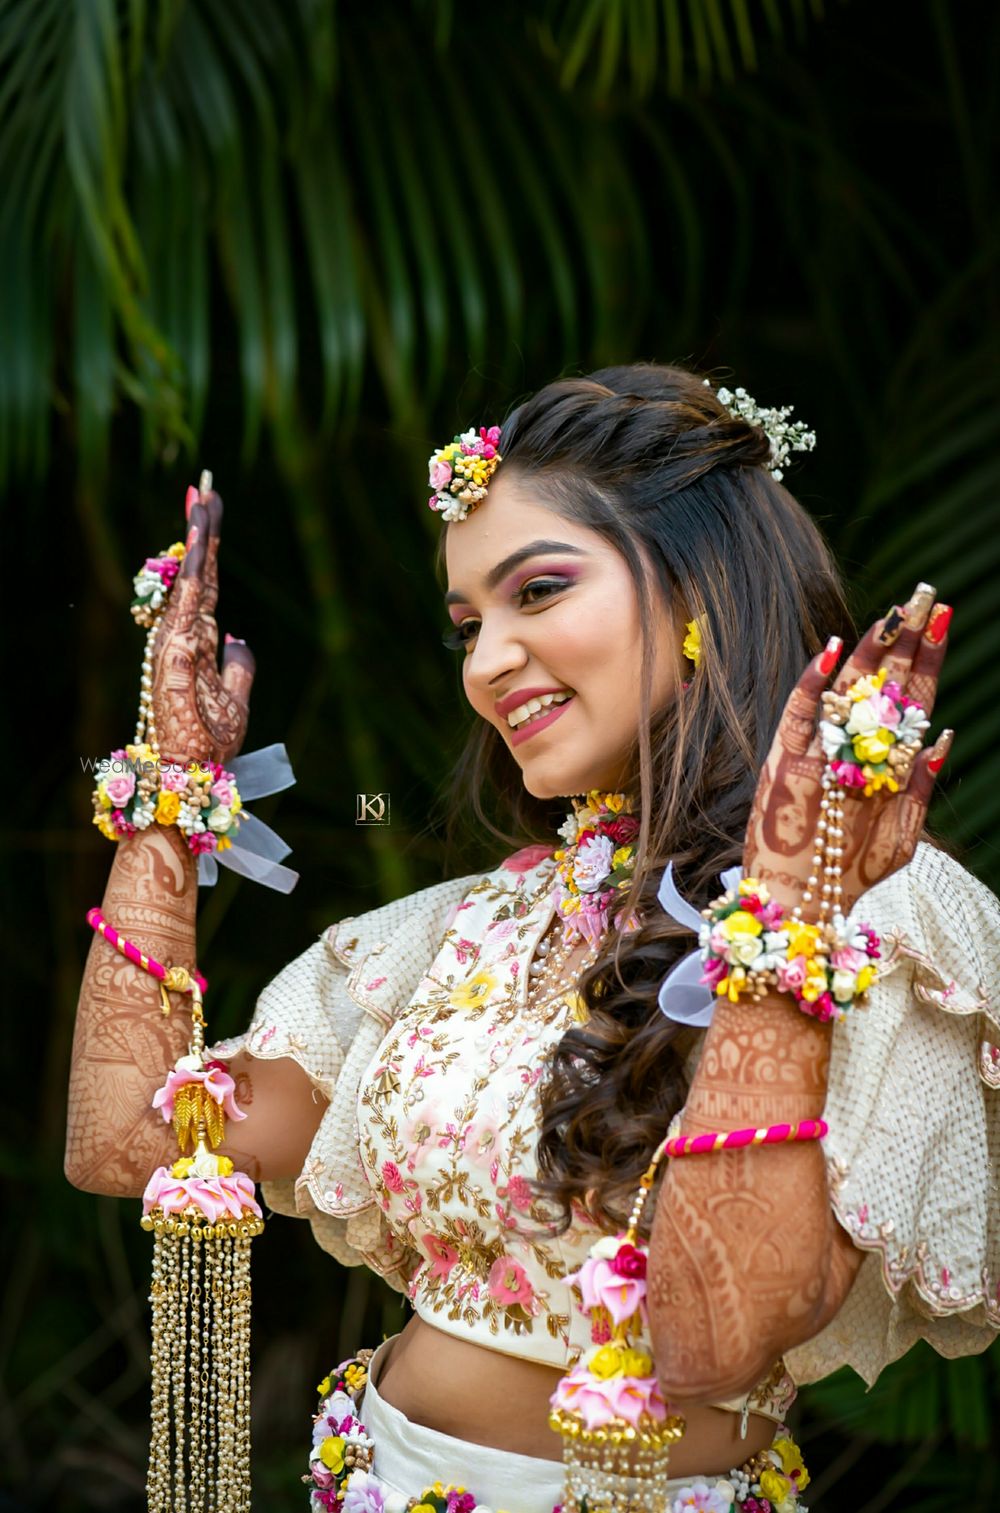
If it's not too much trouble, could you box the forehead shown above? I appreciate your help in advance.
[443,476,595,586]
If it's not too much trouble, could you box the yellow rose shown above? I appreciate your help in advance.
[95,779,113,809]
[682,618,702,666]
[604,792,625,813]
[449,970,498,1011]
[619,1348,653,1377]
[589,1345,624,1379]
[759,1468,792,1502]
[166,541,186,558]
[854,728,892,765]
[612,845,632,868]
[773,1436,810,1489]
[316,1375,332,1397]
[231,791,242,815]
[720,910,763,940]
[318,1435,345,1474]
[786,922,820,959]
[856,964,876,994]
[155,790,181,824]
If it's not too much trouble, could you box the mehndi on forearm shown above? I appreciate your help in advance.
[65,823,201,1196]
[647,992,835,1403]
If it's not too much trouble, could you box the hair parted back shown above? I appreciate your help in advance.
[434,359,855,1236]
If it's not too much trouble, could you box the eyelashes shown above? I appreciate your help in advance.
[441,579,570,652]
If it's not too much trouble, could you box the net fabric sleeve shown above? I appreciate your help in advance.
[784,840,1000,1386]
[209,872,479,1290]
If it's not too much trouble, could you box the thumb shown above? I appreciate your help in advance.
[221,634,256,707]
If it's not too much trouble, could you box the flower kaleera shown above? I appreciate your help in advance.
[141,971,264,1509]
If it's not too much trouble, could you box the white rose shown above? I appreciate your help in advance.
[819,719,846,758]
[572,834,615,892]
[208,805,232,833]
[384,1496,410,1513]
[729,932,764,966]
[846,700,880,736]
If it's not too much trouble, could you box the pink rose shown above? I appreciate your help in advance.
[160,763,190,792]
[429,459,453,490]
[105,772,136,807]
[874,692,902,728]
[210,778,235,805]
[776,955,808,993]
[830,759,867,788]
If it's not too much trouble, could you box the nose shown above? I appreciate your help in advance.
[463,613,529,701]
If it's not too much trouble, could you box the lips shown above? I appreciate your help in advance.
[508,694,576,747]
[495,685,574,721]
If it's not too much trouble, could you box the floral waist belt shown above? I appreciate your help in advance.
[303,1352,812,1513]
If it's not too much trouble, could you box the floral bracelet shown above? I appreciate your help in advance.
[91,739,244,858]
[699,878,881,1024]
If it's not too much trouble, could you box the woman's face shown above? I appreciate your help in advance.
[443,472,682,800]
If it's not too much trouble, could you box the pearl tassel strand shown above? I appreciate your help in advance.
[526,910,601,1012]
[793,767,846,927]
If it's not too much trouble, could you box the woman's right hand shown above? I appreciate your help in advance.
[151,486,256,765]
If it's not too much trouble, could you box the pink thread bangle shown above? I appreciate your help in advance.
[86,906,208,998]
[660,1117,828,1158]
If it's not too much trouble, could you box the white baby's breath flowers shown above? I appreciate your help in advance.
[704,378,816,481]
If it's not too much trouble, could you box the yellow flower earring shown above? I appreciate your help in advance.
[682,617,702,669]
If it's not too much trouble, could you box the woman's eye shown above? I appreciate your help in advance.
[440,578,568,653]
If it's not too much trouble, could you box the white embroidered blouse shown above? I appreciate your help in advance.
[214,839,1000,1417]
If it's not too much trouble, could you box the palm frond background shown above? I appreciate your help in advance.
[4,0,999,1506]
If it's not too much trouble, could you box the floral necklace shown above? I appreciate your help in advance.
[551,789,642,948]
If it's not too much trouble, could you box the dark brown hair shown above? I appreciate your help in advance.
[434,361,856,1235]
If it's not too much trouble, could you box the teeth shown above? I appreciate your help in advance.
[508,690,573,729]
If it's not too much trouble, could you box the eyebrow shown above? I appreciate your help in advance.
[444,539,589,606]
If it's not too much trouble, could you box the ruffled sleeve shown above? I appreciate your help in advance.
[210,872,479,1292]
[785,840,1000,1386]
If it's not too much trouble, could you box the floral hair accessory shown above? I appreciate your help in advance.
[819,667,930,795]
[698,876,881,1023]
[427,425,502,521]
[553,790,642,948]
[683,618,703,668]
[703,378,816,482]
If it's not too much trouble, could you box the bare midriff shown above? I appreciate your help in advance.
[374,1314,776,1476]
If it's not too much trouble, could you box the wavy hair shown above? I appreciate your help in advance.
[433,361,856,1236]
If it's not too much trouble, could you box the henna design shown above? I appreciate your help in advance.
[151,491,256,765]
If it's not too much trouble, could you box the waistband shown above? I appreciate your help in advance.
[304,1336,813,1513]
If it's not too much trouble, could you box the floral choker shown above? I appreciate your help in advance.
[552,790,641,947]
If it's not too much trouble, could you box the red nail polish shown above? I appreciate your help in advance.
[819,637,843,676]
[928,751,946,773]
[185,485,199,520]
[924,604,953,645]
[928,730,954,773]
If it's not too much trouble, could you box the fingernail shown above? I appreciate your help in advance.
[924,603,953,645]
[927,729,954,774]
[185,523,199,549]
[877,606,905,646]
[185,485,199,521]
[819,636,842,676]
[224,633,246,646]
[902,582,937,633]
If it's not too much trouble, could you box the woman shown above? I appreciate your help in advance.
[67,362,1000,1511]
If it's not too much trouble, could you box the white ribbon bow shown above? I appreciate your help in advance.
[196,742,299,894]
[655,861,743,1028]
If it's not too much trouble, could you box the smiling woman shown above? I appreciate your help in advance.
[68,361,1000,1513]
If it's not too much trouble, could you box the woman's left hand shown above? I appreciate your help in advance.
[744,582,954,921]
